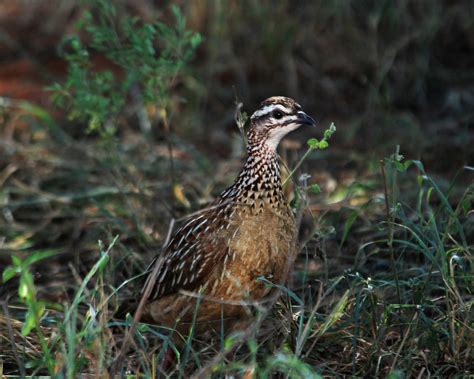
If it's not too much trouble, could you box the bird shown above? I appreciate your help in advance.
[140,96,316,337]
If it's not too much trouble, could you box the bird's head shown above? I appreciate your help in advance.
[248,96,316,152]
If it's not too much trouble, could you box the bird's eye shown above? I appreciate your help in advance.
[273,110,283,119]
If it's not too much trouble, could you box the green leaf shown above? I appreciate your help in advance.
[247,339,258,354]
[23,249,59,267]
[426,187,434,203]
[461,198,471,214]
[412,160,425,172]
[2,266,18,283]
[307,138,319,148]
[63,236,117,324]
[224,333,238,350]
[19,279,29,299]
[36,301,46,319]
[324,122,336,139]
[314,290,349,337]
[310,184,321,194]
[190,33,202,48]
[395,161,406,172]
[97,253,110,272]
[19,271,35,301]
[403,159,413,170]
[340,210,358,247]
[12,255,21,266]
[22,310,36,336]
[318,140,329,149]
[417,175,424,186]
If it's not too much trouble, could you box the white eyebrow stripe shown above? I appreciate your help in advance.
[251,104,292,119]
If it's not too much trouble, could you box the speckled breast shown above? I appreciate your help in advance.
[220,204,297,298]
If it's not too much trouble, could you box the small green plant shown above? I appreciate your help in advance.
[49,0,201,136]
[1,238,117,376]
[283,122,336,187]
[2,250,59,374]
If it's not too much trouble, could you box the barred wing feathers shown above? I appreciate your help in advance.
[145,204,232,301]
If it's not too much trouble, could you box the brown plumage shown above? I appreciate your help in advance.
[140,96,316,335]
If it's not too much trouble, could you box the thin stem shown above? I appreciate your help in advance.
[380,160,402,307]
[31,298,55,374]
[109,221,175,376]
[282,147,314,188]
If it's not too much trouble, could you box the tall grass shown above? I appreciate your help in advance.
[1,0,472,377]
[1,143,472,376]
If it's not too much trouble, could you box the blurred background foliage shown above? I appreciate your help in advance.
[0,0,473,376]
[1,1,473,160]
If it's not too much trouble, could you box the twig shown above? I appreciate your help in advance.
[2,300,26,378]
[390,311,418,372]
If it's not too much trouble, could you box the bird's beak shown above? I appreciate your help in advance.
[296,111,316,127]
